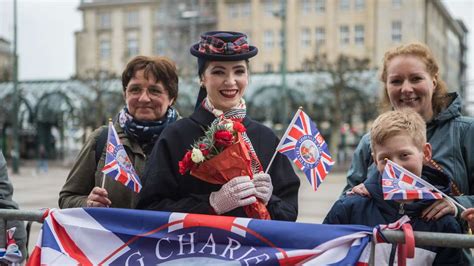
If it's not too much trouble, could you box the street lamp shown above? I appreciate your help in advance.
[12,0,20,173]
[276,0,288,127]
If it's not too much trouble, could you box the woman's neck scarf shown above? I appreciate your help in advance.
[118,106,178,147]
[203,97,263,175]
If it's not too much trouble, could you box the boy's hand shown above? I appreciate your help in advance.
[421,199,456,221]
[461,208,474,232]
[347,183,371,197]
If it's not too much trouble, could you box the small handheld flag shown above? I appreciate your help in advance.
[101,122,142,193]
[382,159,443,200]
[382,160,466,211]
[270,108,334,191]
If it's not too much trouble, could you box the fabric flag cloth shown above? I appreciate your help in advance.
[277,109,334,191]
[27,208,372,265]
[382,159,442,200]
[101,122,142,193]
[0,227,22,264]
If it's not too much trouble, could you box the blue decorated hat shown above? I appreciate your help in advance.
[190,31,258,61]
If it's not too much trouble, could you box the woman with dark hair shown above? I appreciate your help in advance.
[59,55,179,209]
[137,31,300,221]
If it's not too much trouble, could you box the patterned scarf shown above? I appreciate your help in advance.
[118,106,178,146]
[203,98,263,175]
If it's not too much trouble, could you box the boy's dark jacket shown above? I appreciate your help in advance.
[324,166,464,265]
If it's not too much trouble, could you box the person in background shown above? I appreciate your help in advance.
[59,55,179,209]
[137,31,300,221]
[325,109,463,265]
[344,42,474,222]
[0,151,26,261]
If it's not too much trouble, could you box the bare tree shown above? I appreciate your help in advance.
[303,54,376,155]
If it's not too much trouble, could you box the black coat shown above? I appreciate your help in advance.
[324,167,464,265]
[137,105,300,221]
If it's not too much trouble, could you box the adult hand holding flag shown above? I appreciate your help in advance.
[267,108,334,191]
[101,121,142,193]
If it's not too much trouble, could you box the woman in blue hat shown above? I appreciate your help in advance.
[137,31,300,220]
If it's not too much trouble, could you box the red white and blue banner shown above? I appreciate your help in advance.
[277,109,334,191]
[382,159,442,200]
[27,208,372,265]
[101,122,142,193]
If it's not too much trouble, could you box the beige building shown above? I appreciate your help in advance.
[0,37,12,81]
[76,0,467,92]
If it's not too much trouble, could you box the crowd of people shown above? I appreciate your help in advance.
[0,30,473,264]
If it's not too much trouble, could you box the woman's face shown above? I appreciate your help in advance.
[201,60,248,112]
[124,69,174,121]
[385,55,437,121]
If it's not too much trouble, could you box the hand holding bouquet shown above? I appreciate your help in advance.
[179,117,270,219]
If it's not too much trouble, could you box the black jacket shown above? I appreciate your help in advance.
[324,166,464,265]
[137,105,300,221]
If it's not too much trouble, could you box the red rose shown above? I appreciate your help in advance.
[233,121,246,133]
[199,143,210,156]
[214,130,234,147]
[178,150,194,175]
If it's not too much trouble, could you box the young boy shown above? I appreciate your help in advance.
[324,109,463,265]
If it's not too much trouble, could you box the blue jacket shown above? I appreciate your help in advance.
[325,166,464,265]
[343,93,474,213]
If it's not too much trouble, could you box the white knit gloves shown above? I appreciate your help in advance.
[253,173,273,205]
[210,176,257,214]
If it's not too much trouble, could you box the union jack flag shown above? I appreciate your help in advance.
[277,109,334,191]
[101,122,142,193]
[382,159,442,200]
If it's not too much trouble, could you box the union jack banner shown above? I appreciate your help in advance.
[382,159,442,200]
[27,208,372,265]
[101,122,142,193]
[277,109,334,191]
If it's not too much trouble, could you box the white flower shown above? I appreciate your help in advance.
[224,122,233,131]
[191,148,205,163]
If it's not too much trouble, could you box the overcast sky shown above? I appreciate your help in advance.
[0,0,473,85]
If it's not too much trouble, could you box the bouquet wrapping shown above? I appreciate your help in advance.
[179,118,270,220]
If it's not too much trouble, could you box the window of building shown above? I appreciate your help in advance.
[264,63,273,73]
[99,39,110,59]
[339,0,350,10]
[263,0,275,16]
[392,0,402,8]
[125,10,139,28]
[264,30,274,48]
[301,28,311,47]
[126,34,139,57]
[154,8,166,25]
[339,25,350,45]
[354,25,364,45]
[241,2,251,17]
[355,0,365,10]
[315,27,326,44]
[228,3,239,18]
[315,0,326,12]
[391,21,402,42]
[98,12,111,29]
[153,31,166,55]
[301,0,312,14]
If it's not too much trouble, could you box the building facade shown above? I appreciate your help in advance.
[0,37,12,81]
[76,0,468,94]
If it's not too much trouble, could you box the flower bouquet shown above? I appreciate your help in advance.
[179,117,270,220]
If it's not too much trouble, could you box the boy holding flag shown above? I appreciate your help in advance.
[324,109,464,264]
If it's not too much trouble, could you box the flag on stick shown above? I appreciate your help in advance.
[101,122,142,193]
[382,159,443,200]
[273,108,334,191]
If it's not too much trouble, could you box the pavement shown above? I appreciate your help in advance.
[7,160,348,256]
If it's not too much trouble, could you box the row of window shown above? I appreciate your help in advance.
[99,20,402,59]
[227,0,403,18]
[98,10,139,29]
